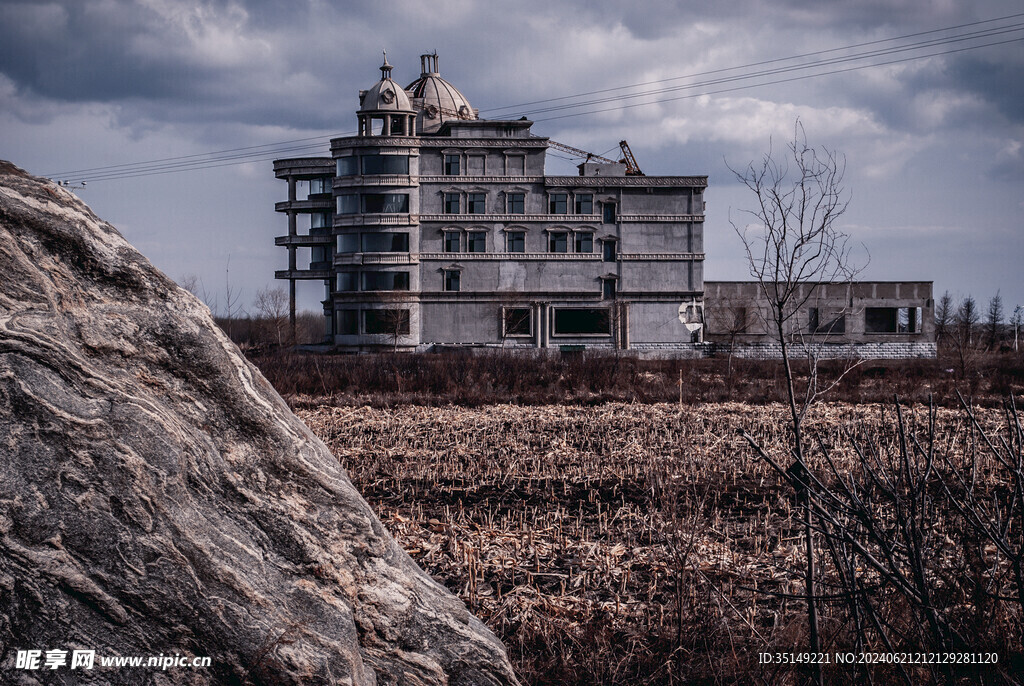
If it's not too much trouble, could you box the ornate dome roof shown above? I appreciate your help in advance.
[406,53,477,134]
[359,54,414,113]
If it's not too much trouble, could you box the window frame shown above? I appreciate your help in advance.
[575,193,594,215]
[506,230,526,253]
[548,231,569,253]
[506,192,525,214]
[443,230,461,253]
[467,192,486,214]
[466,231,487,253]
[503,307,533,337]
[444,192,461,214]
[575,232,594,254]
[443,154,461,176]
[549,193,568,214]
[443,269,461,292]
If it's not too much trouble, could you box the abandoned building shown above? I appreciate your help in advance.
[273,53,935,358]
[274,53,706,352]
[703,281,936,359]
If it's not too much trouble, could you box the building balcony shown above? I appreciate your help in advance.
[335,213,419,227]
[275,268,333,280]
[418,213,598,223]
[273,157,333,178]
[275,233,334,246]
[275,198,333,212]
[334,175,418,188]
[335,253,420,266]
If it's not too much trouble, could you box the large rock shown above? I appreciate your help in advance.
[0,162,519,685]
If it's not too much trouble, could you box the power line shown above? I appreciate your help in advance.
[45,14,1024,181]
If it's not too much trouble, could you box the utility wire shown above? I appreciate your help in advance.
[45,14,1024,181]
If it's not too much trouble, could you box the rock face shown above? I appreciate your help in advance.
[0,162,519,685]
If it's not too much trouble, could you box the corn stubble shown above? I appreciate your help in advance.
[300,402,1020,685]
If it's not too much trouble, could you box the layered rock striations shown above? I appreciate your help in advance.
[0,161,518,685]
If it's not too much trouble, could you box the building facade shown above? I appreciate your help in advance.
[703,280,937,358]
[274,54,707,351]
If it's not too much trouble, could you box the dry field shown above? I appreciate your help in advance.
[298,401,1021,685]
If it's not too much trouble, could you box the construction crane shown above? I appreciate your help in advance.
[546,139,645,176]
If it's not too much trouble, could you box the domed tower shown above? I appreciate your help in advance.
[358,53,417,137]
[406,53,479,134]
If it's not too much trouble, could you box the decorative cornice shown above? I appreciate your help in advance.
[275,199,333,212]
[619,214,704,223]
[417,176,544,184]
[335,214,419,227]
[418,213,597,223]
[544,176,708,187]
[619,253,705,261]
[334,175,419,188]
[418,252,601,261]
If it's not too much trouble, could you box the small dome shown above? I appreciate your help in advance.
[406,53,477,134]
[360,54,414,113]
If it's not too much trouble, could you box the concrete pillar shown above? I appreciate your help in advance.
[541,303,550,348]
[287,176,296,202]
[382,116,390,137]
[533,303,542,348]
[289,279,296,346]
[288,210,297,237]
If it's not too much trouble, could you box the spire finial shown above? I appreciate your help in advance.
[380,50,393,79]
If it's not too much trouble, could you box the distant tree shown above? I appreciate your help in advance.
[935,290,954,344]
[986,291,1004,350]
[1012,305,1023,353]
[253,287,289,347]
[951,295,980,377]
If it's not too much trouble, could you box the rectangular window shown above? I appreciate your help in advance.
[337,233,359,253]
[361,271,410,291]
[444,231,461,253]
[507,155,526,175]
[364,310,410,335]
[444,192,460,214]
[361,232,409,252]
[602,203,617,224]
[444,270,461,292]
[337,194,359,215]
[336,309,358,335]
[444,154,461,175]
[467,155,485,175]
[602,279,616,300]
[362,193,408,214]
[549,193,568,214]
[553,308,611,335]
[575,232,594,253]
[309,177,332,195]
[468,193,486,214]
[549,232,568,253]
[311,212,333,229]
[602,240,617,262]
[467,231,486,253]
[504,308,532,336]
[506,192,525,214]
[865,307,921,334]
[506,231,525,253]
[362,155,409,175]
[337,272,358,292]
[575,193,593,214]
[336,157,358,176]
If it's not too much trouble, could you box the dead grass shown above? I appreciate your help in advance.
[299,401,1021,685]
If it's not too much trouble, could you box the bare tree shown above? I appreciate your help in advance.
[253,287,289,347]
[729,120,864,679]
[986,291,1004,351]
[952,295,980,377]
[935,290,954,345]
[1012,305,1023,353]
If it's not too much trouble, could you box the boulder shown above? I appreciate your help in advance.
[0,162,519,685]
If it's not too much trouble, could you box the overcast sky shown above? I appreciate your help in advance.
[1,0,1022,318]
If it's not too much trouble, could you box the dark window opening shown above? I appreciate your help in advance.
[809,307,846,334]
[504,308,532,336]
[444,231,461,253]
[361,271,410,292]
[602,203,617,224]
[444,192,460,214]
[506,231,525,253]
[337,272,358,292]
[468,193,486,214]
[336,157,358,176]
[554,308,611,335]
[361,232,409,252]
[336,309,358,335]
[602,240,617,262]
[362,193,408,214]
[467,231,486,252]
[866,307,921,334]
[575,232,594,253]
[444,154,461,175]
[507,192,525,214]
[362,155,409,175]
[549,193,568,214]
[602,279,616,300]
[549,232,568,253]
[364,310,410,335]
[337,194,359,215]
[575,193,593,214]
[444,270,461,292]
